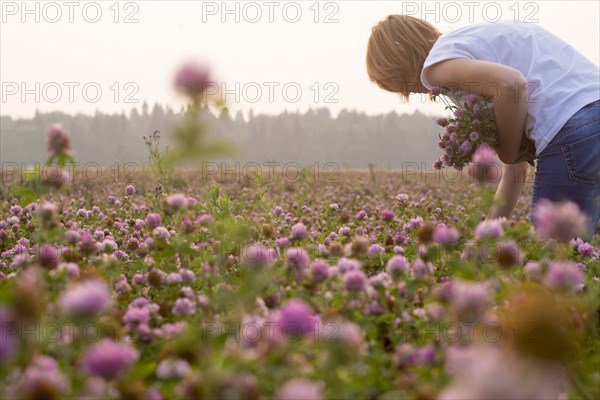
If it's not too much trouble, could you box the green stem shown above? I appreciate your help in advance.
[567,367,591,400]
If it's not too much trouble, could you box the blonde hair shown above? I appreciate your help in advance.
[366,15,441,100]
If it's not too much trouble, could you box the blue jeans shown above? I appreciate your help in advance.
[531,99,600,238]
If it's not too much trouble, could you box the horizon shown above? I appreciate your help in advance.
[0,102,439,121]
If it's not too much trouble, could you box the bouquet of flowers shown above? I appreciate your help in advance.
[431,86,536,170]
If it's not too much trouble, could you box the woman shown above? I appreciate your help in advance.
[366,15,600,236]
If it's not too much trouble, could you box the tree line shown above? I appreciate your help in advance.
[1,103,442,169]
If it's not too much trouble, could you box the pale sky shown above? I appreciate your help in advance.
[1,0,599,119]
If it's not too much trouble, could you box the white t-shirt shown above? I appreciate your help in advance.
[420,20,600,156]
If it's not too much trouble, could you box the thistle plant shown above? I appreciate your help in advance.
[142,130,174,191]
[169,61,234,167]
[9,124,76,206]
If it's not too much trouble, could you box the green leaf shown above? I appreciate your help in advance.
[9,186,38,206]
[45,154,57,166]
[449,259,477,280]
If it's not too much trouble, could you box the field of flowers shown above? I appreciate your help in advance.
[1,63,599,399]
[1,164,599,399]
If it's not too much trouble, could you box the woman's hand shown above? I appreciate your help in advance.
[487,162,529,220]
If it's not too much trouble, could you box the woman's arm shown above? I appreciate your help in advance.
[423,58,529,164]
[487,162,529,219]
